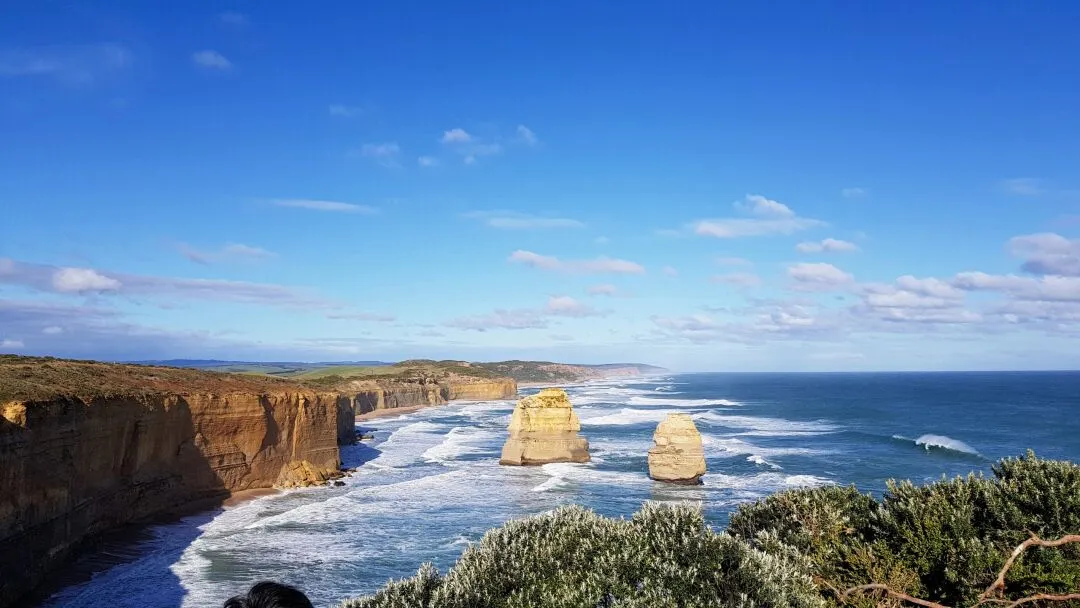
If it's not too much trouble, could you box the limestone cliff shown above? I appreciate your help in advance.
[647,413,707,484]
[0,357,344,608]
[499,388,590,465]
[350,378,517,416]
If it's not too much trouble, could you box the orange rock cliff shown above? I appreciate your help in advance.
[0,357,516,608]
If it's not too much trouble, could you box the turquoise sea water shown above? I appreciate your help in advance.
[36,372,1080,607]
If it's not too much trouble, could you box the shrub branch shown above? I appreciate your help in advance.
[842,534,1080,608]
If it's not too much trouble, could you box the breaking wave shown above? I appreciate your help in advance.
[578,407,675,426]
[628,396,741,407]
[892,433,980,456]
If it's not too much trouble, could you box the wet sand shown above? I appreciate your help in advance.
[223,487,281,507]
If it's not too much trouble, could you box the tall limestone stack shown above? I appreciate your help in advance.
[499,388,590,465]
[648,413,707,484]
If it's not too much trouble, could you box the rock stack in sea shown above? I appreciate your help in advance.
[499,388,591,465]
[647,413,707,484]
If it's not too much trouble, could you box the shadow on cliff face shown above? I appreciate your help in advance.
[1,396,229,608]
[14,506,223,608]
[341,426,382,469]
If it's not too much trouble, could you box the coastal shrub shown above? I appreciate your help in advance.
[346,453,1079,608]
[728,451,1080,607]
[341,503,823,608]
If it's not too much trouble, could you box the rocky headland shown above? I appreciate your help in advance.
[0,355,529,607]
[0,356,354,607]
[647,413,707,484]
[499,388,590,465]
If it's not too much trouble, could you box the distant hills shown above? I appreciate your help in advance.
[133,358,667,384]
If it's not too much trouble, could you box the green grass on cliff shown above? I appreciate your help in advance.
[287,360,502,381]
[288,359,665,385]
[344,452,1080,608]
[0,355,304,403]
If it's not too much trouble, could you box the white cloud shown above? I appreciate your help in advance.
[841,187,868,199]
[446,295,605,331]
[439,128,506,164]
[587,284,619,296]
[516,125,538,146]
[0,339,23,349]
[509,250,645,275]
[796,238,860,253]
[359,142,401,167]
[326,312,396,322]
[787,263,854,291]
[711,272,762,287]
[893,275,965,299]
[1002,178,1044,196]
[179,243,275,264]
[466,211,583,230]
[42,326,63,335]
[544,296,604,318]
[550,334,575,342]
[417,156,440,167]
[440,128,472,144]
[863,291,957,309]
[853,275,973,325]
[651,314,721,332]
[272,199,377,213]
[953,272,1080,302]
[329,104,363,118]
[1,258,334,309]
[192,50,232,70]
[446,309,548,331]
[0,43,130,85]
[218,12,249,27]
[735,194,795,218]
[1007,232,1080,276]
[52,268,122,293]
[663,266,679,277]
[693,195,825,238]
[651,301,843,345]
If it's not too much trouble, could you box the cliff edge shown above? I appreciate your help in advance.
[0,356,344,608]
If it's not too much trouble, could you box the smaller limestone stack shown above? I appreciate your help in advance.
[648,413,707,484]
[499,388,590,465]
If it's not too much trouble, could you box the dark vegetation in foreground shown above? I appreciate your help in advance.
[344,452,1079,608]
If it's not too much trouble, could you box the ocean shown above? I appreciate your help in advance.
[35,371,1080,607]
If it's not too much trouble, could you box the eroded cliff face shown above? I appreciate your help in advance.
[0,389,342,608]
[352,378,517,415]
[445,379,518,401]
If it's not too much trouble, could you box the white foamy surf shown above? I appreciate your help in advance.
[915,434,980,455]
[36,374,861,608]
[628,396,741,407]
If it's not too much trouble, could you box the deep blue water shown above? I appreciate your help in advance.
[38,372,1080,607]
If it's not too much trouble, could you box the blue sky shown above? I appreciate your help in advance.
[2,1,1079,371]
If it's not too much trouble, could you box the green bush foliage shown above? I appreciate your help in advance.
[342,503,823,608]
[344,453,1079,608]
[729,451,1080,607]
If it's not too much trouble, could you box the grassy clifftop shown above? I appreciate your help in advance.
[143,358,665,384]
[0,355,306,404]
[0,356,666,403]
[0,357,510,403]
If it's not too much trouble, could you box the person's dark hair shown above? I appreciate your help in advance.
[224,581,314,608]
